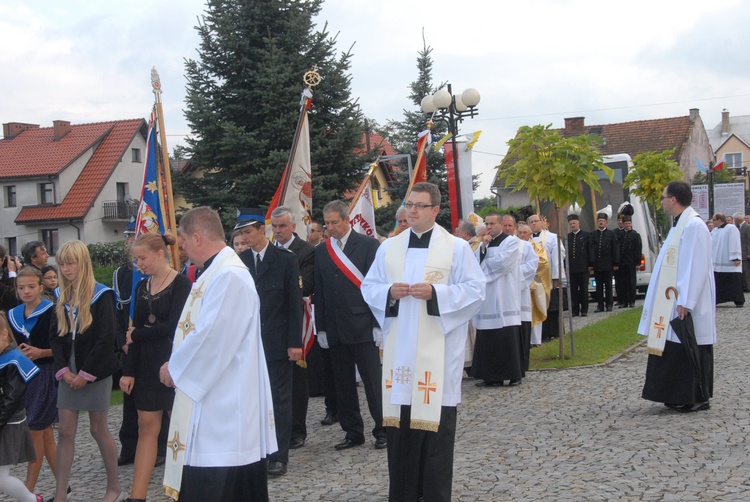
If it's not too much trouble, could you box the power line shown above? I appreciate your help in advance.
[474,93,750,123]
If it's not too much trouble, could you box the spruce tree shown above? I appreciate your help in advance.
[376,38,452,233]
[176,0,364,226]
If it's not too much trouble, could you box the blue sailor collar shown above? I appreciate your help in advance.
[0,348,39,383]
[9,300,54,341]
[63,283,114,313]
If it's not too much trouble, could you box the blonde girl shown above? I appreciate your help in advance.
[49,240,123,502]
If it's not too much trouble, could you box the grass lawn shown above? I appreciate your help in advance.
[111,389,124,406]
[529,307,644,370]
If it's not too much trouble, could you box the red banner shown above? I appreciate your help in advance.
[444,142,459,231]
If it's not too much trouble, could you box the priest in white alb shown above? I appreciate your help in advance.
[711,212,745,307]
[159,207,277,501]
[639,181,716,413]
[508,219,539,375]
[361,183,485,502]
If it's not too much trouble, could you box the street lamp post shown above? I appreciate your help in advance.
[421,84,480,229]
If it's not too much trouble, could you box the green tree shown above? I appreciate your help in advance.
[497,123,611,359]
[175,0,365,227]
[375,37,452,232]
[624,149,683,236]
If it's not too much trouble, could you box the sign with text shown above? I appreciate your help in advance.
[714,183,745,218]
[690,184,709,220]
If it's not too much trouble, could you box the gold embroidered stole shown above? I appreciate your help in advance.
[644,206,698,356]
[163,251,244,500]
[382,225,453,432]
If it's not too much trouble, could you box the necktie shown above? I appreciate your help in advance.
[337,239,343,249]
[256,253,261,272]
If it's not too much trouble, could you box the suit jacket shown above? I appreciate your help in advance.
[618,229,643,267]
[567,230,590,273]
[589,228,620,272]
[314,231,379,346]
[740,221,750,259]
[287,234,315,296]
[240,243,303,363]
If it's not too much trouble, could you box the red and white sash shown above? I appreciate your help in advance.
[325,238,364,288]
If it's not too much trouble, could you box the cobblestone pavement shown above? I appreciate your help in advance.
[4,297,748,501]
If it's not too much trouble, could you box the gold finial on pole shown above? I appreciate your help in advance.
[303,65,322,89]
[151,67,162,97]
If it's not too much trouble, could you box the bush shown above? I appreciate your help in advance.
[88,241,129,268]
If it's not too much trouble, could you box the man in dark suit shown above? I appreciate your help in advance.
[566,211,590,317]
[314,200,386,451]
[617,215,642,308]
[271,206,315,450]
[589,209,620,312]
[237,209,303,477]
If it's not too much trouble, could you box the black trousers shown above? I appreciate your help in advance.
[595,270,614,308]
[387,405,457,502]
[266,358,293,464]
[178,460,268,502]
[569,271,589,315]
[329,341,384,442]
[291,363,309,440]
[619,265,637,305]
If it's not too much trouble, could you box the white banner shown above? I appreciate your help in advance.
[714,182,745,218]
[455,139,475,221]
[691,184,709,221]
[349,178,378,239]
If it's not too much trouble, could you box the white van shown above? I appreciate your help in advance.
[538,153,658,294]
[586,154,659,293]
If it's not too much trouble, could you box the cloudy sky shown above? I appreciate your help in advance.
[2,0,748,199]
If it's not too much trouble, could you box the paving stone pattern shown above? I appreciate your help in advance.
[3,297,748,501]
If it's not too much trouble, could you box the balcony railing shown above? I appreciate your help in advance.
[103,200,138,221]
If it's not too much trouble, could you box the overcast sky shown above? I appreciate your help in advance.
[2,0,748,199]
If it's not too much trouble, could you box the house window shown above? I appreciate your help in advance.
[6,237,17,257]
[5,185,16,207]
[39,182,54,204]
[40,229,59,256]
[116,182,130,202]
[725,152,742,169]
[132,148,142,163]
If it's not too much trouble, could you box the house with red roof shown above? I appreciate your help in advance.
[707,109,750,189]
[492,108,714,208]
[0,119,148,255]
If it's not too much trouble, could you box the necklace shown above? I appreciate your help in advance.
[147,269,174,324]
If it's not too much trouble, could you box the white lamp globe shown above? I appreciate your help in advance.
[432,89,452,109]
[461,88,481,107]
[454,94,467,112]
[420,95,436,113]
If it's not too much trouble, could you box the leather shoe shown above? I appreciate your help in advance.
[320,411,338,426]
[508,379,522,387]
[117,456,134,466]
[475,380,503,387]
[594,308,604,313]
[267,460,287,476]
[374,436,387,449]
[290,437,305,449]
[581,313,588,317]
[334,438,363,450]
[678,402,710,413]
[606,306,613,312]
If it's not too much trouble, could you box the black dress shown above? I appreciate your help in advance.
[123,273,191,411]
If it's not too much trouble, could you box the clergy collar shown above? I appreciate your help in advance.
[487,232,509,247]
[719,223,728,229]
[201,250,222,271]
[408,228,434,248]
[571,229,580,235]
[532,232,541,238]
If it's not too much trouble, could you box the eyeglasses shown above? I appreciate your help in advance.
[660,194,672,200]
[404,203,435,210]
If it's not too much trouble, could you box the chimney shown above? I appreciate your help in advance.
[689,108,699,122]
[564,117,585,134]
[53,120,72,141]
[2,122,40,140]
[721,109,730,135]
